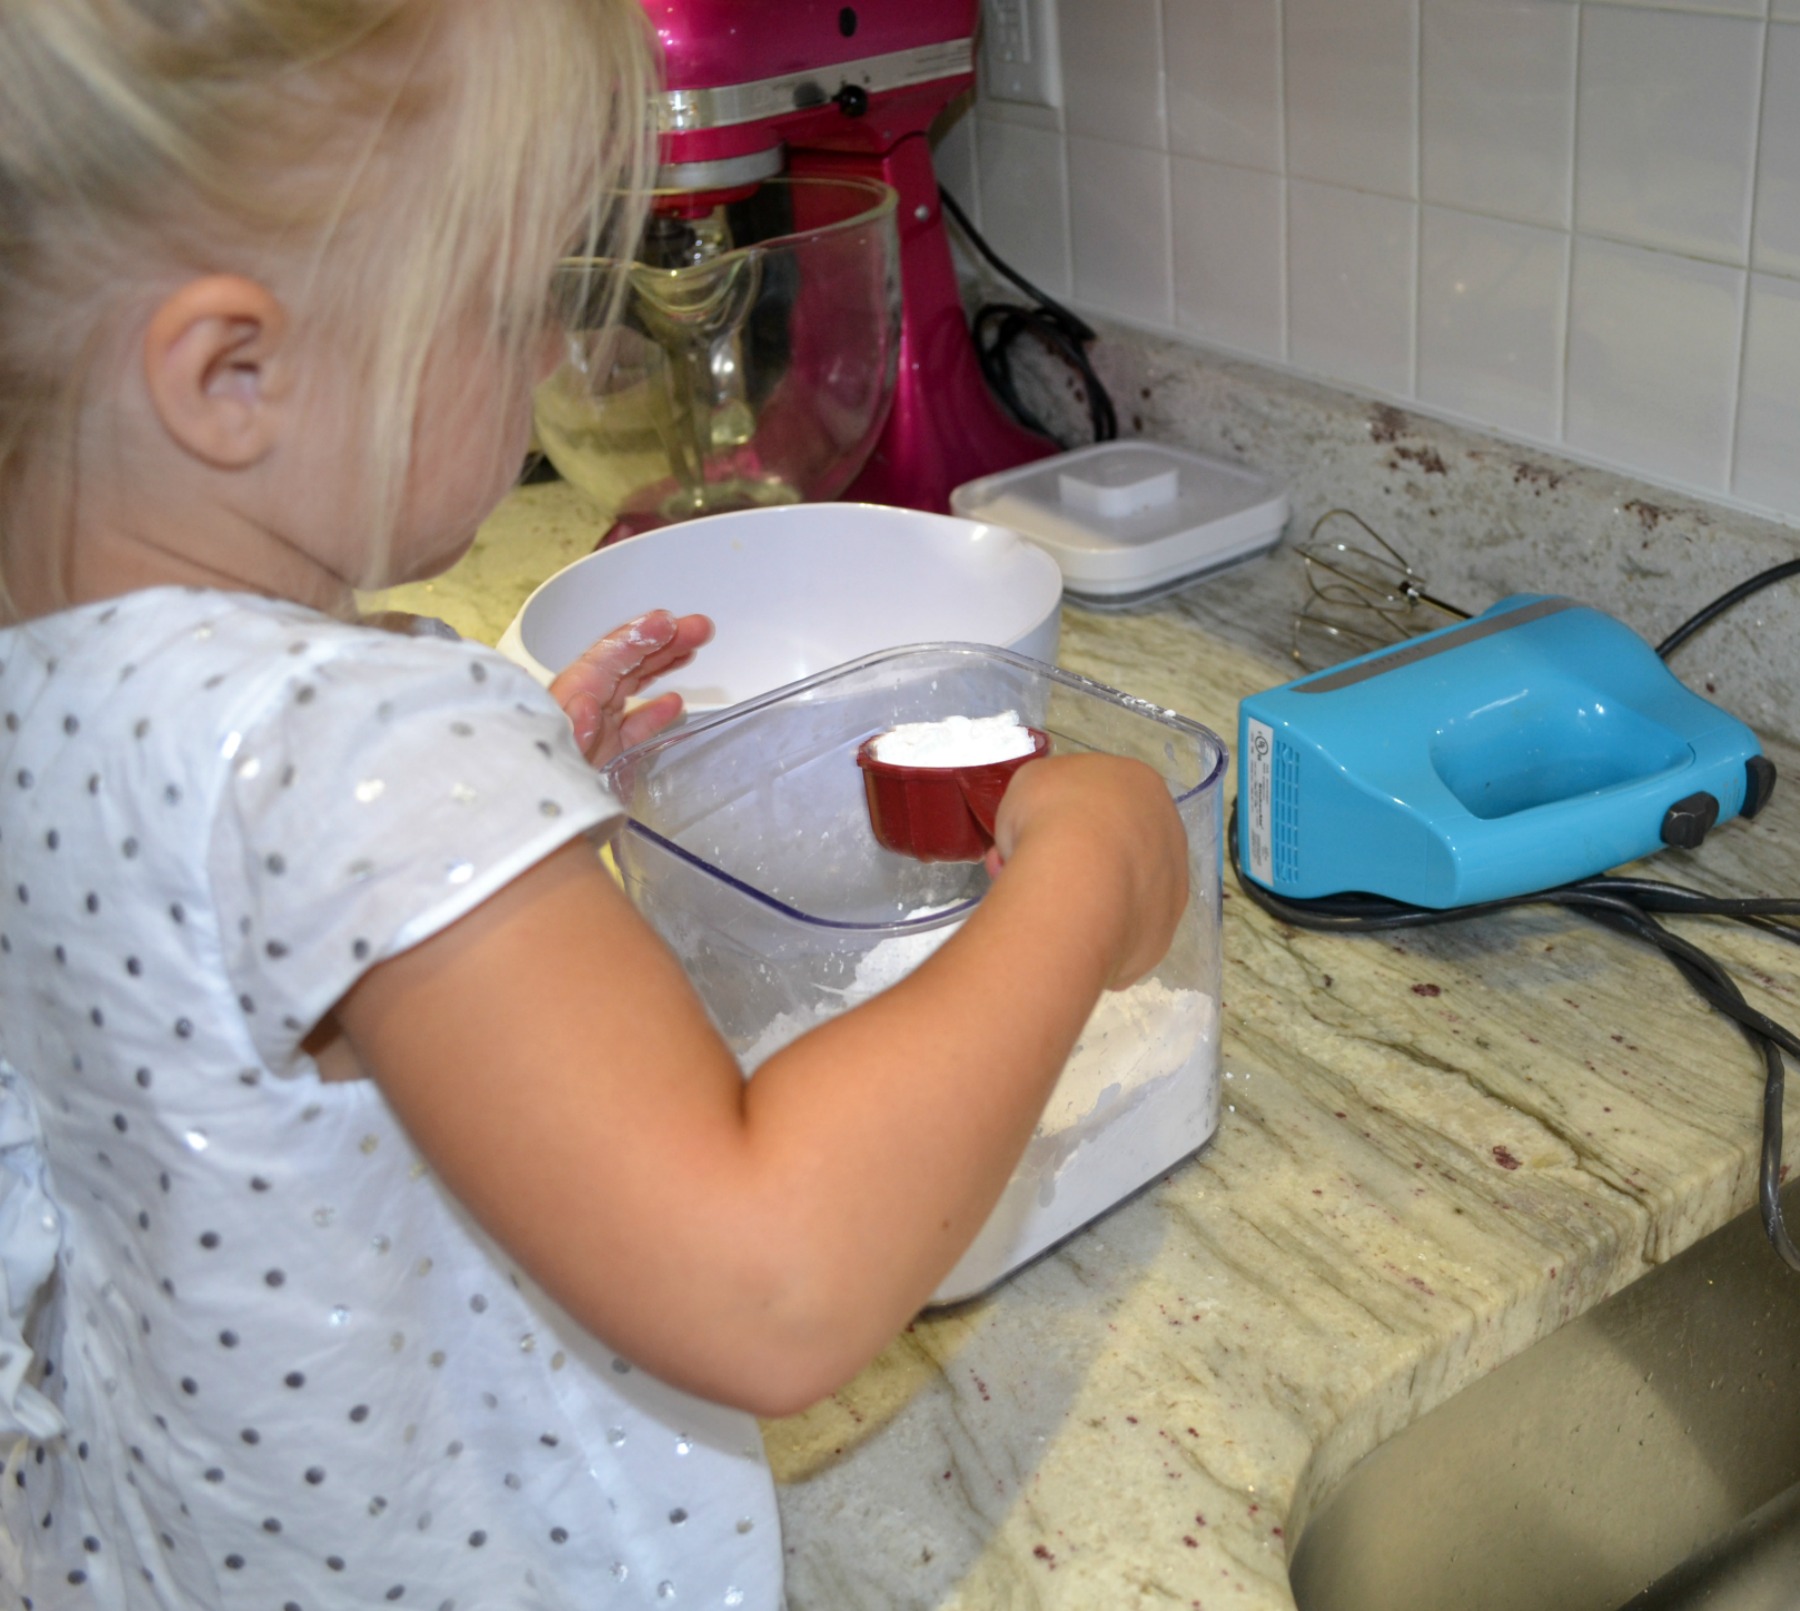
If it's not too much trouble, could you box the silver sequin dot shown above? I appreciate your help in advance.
[355,779,386,804]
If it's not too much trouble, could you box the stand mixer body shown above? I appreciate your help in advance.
[640,0,1056,516]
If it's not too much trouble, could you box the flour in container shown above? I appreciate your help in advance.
[740,914,1212,1146]
[735,902,1217,1300]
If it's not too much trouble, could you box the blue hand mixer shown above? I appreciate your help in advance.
[1237,594,1777,909]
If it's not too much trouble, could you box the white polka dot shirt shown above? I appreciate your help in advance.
[0,589,781,1609]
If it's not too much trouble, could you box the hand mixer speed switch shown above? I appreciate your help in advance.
[1744,755,1779,819]
[1661,791,1720,850]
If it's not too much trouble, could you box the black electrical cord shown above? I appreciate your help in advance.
[938,185,1117,448]
[1226,806,1800,1273]
[1656,558,1800,659]
[1235,556,1800,1270]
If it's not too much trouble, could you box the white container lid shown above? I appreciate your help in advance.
[951,441,1289,609]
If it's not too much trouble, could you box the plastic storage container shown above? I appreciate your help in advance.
[600,642,1228,1304]
[951,441,1289,610]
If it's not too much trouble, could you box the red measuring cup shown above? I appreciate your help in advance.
[856,726,1051,862]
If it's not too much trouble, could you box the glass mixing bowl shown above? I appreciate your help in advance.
[534,176,900,535]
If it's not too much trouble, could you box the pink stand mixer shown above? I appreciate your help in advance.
[533,1,1056,534]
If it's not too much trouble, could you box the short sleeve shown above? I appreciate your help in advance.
[207,630,622,1070]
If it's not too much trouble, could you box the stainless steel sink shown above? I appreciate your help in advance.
[1289,1185,1800,1611]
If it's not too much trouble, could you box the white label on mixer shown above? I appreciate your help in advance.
[1246,718,1274,884]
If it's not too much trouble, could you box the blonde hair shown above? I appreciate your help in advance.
[0,0,655,604]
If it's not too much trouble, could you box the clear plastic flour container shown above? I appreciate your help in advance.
[600,643,1227,1303]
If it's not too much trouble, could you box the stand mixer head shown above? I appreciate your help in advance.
[532,0,1056,537]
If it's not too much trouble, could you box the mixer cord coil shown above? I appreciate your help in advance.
[937,185,1117,449]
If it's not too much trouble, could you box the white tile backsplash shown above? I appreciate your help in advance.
[1586,0,1766,14]
[1753,23,1800,274]
[1165,0,1283,172]
[1057,0,1166,151]
[1068,136,1173,323]
[1172,157,1286,360]
[1284,0,1419,197]
[1288,179,1417,396]
[1733,273,1800,510]
[1417,207,1567,442]
[1566,236,1744,494]
[1420,0,1576,229]
[1574,7,1761,263]
[973,116,1073,299]
[959,0,1800,530]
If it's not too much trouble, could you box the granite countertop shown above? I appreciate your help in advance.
[374,478,1800,1611]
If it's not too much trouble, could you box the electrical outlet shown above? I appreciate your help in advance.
[980,0,1061,110]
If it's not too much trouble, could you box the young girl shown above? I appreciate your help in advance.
[0,2,1189,1607]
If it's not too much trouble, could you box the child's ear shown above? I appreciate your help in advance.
[142,275,292,469]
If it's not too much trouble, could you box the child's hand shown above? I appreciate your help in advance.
[988,752,1189,989]
[549,609,713,766]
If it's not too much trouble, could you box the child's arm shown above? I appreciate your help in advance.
[331,751,1186,1418]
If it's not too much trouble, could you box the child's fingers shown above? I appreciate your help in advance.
[616,690,686,751]
[560,690,606,759]
[628,613,712,689]
[549,611,714,764]
[553,612,711,707]
[548,611,678,719]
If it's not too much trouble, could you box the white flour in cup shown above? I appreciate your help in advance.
[870,711,1036,767]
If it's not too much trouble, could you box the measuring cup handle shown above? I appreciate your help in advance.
[953,729,1052,836]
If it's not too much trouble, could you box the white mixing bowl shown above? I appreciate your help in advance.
[497,503,1065,712]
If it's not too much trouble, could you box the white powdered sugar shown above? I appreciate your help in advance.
[869,711,1036,768]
